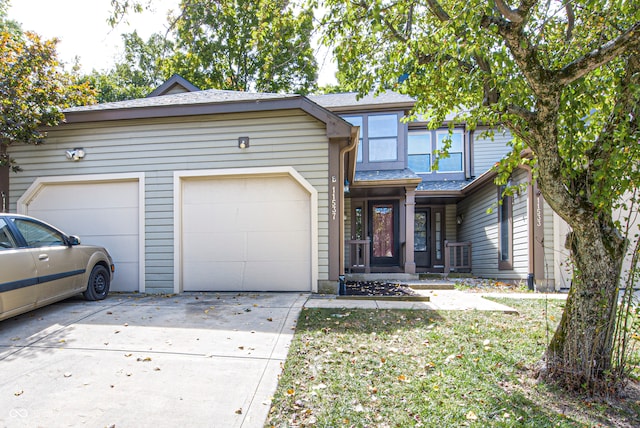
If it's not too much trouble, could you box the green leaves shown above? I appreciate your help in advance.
[105,0,318,95]
[0,30,95,170]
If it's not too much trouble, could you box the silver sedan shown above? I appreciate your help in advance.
[0,214,114,321]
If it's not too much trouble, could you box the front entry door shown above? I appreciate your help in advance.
[414,209,431,268]
[369,202,399,266]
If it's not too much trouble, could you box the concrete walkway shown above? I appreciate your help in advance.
[305,289,567,312]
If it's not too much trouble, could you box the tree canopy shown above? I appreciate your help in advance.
[96,0,318,100]
[319,0,639,394]
[0,1,95,170]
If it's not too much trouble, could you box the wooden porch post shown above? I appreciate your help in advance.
[404,187,416,274]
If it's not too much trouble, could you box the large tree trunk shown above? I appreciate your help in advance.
[541,210,626,391]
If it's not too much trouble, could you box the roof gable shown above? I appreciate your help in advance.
[146,74,201,97]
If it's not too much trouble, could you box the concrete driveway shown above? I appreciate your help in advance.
[0,292,306,428]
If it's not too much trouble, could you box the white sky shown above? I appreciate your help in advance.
[8,0,336,87]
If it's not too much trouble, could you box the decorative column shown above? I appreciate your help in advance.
[404,187,416,274]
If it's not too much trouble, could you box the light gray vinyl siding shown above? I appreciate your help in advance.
[8,109,331,292]
[445,204,457,242]
[472,126,514,177]
[457,168,529,281]
[511,168,530,279]
[457,182,499,277]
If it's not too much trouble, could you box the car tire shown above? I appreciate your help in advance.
[83,265,110,301]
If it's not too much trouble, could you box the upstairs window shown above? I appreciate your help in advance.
[368,114,398,162]
[342,113,401,167]
[436,130,464,172]
[408,128,465,174]
[408,131,431,173]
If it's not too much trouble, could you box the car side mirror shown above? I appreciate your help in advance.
[67,235,81,246]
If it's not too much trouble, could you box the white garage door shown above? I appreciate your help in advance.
[181,174,312,291]
[21,180,140,292]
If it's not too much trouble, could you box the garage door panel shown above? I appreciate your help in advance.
[97,235,139,262]
[110,263,138,292]
[243,262,310,291]
[30,207,139,237]
[246,231,309,261]
[183,206,239,233]
[183,261,245,290]
[28,182,138,209]
[182,174,312,292]
[239,201,309,232]
[182,232,245,262]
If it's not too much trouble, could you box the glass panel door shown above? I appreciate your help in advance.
[414,209,431,268]
[370,202,399,265]
[432,208,445,265]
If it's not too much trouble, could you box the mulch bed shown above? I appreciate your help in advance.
[343,280,419,297]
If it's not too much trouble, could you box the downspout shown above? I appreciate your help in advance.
[338,128,360,278]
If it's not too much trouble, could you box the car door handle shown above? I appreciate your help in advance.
[38,254,49,261]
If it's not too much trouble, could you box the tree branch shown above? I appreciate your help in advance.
[425,0,450,22]
[480,14,549,97]
[506,104,537,122]
[556,22,640,85]
[417,52,474,72]
[565,2,575,42]
[494,0,523,23]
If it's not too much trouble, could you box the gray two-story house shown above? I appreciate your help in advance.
[311,91,564,291]
[3,76,567,294]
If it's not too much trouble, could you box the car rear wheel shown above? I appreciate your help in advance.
[83,265,110,301]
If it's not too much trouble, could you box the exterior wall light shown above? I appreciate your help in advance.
[344,179,350,194]
[456,214,464,225]
[238,136,250,149]
[65,148,86,161]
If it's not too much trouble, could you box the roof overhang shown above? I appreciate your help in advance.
[62,95,356,142]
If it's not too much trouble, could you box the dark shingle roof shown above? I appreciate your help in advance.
[355,169,421,182]
[309,91,415,111]
[417,180,470,192]
[66,89,299,113]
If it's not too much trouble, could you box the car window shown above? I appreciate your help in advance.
[13,218,66,248]
[0,219,17,250]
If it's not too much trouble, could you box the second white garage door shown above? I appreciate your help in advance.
[180,172,314,292]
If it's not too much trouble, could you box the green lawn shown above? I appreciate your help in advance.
[267,298,640,427]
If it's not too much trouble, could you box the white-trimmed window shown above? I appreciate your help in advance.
[368,114,398,162]
[435,130,464,172]
[342,113,401,166]
[408,128,465,174]
[408,131,431,173]
[498,186,513,270]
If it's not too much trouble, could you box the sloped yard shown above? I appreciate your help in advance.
[267,298,640,427]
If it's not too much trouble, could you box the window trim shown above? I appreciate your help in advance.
[498,186,513,270]
[407,127,466,176]
[407,130,432,173]
[367,114,399,162]
[435,130,465,173]
[341,112,405,171]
